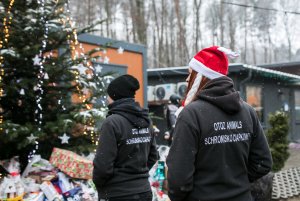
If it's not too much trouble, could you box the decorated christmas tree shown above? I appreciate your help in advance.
[0,0,108,169]
[266,110,290,172]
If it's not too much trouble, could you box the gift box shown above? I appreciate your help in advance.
[49,148,93,180]
[62,186,82,200]
[26,170,57,184]
[23,192,44,201]
[40,181,63,201]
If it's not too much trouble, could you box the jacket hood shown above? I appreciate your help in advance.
[196,76,242,114]
[107,98,150,128]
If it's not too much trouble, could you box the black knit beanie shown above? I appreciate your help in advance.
[107,74,140,101]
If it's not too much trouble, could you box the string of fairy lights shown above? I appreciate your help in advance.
[28,0,50,162]
[0,0,15,132]
[64,0,97,146]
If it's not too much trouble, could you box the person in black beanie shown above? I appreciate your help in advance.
[93,74,158,201]
[106,74,140,101]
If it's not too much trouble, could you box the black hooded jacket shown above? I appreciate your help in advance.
[93,98,158,199]
[166,76,272,201]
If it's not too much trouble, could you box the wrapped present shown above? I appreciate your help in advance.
[26,170,57,184]
[62,186,82,200]
[22,177,40,193]
[40,181,63,201]
[49,148,93,180]
[22,155,54,179]
[23,192,44,201]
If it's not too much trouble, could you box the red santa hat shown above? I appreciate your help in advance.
[182,46,239,107]
[189,46,239,79]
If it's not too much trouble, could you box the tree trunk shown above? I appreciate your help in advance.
[88,0,92,25]
[104,0,111,37]
[153,31,158,68]
[244,9,248,63]
[228,11,236,51]
[219,0,225,46]
[160,0,165,65]
[169,6,175,67]
[152,0,161,66]
[174,0,189,65]
[194,0,202,52]
[251,34,257,64]
[129,1,137,43]
[267,29,273,63]
[283,13,292,61]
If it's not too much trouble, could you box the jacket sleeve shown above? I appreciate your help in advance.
[147,129,158,169]
[93,120,118,188]
[248,108,273,182]
[166,112,198,201]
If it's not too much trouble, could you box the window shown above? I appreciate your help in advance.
[246,85,264,122]
[295,90,300,121]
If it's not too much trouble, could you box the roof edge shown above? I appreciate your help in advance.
[78,33,146,53]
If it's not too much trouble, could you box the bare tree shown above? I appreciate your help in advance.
[168,1,176,67]
[73,0,98,27]
[283,13,292,61]
[227,8,237,51]
[206,3,219,46]
[279,0,299,61]
[129,0,147,45]
[243,7,249,63]
[173,0,190,65]
[104,0,111,37]
[193,0,202,52]
[120,1,131,41]
[219,0,225,46]
[69,0,300,67]
[252,0,276,63]
[151,0,162,64]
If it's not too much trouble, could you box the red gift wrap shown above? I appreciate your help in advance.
[49,148,93,180]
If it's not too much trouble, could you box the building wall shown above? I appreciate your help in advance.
[77,34,148,107]
[79,43,145,106]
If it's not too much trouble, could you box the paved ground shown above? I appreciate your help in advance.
[283,147,300,170]
[279,146,300,201]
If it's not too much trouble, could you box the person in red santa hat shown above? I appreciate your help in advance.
[166,46,272,201]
